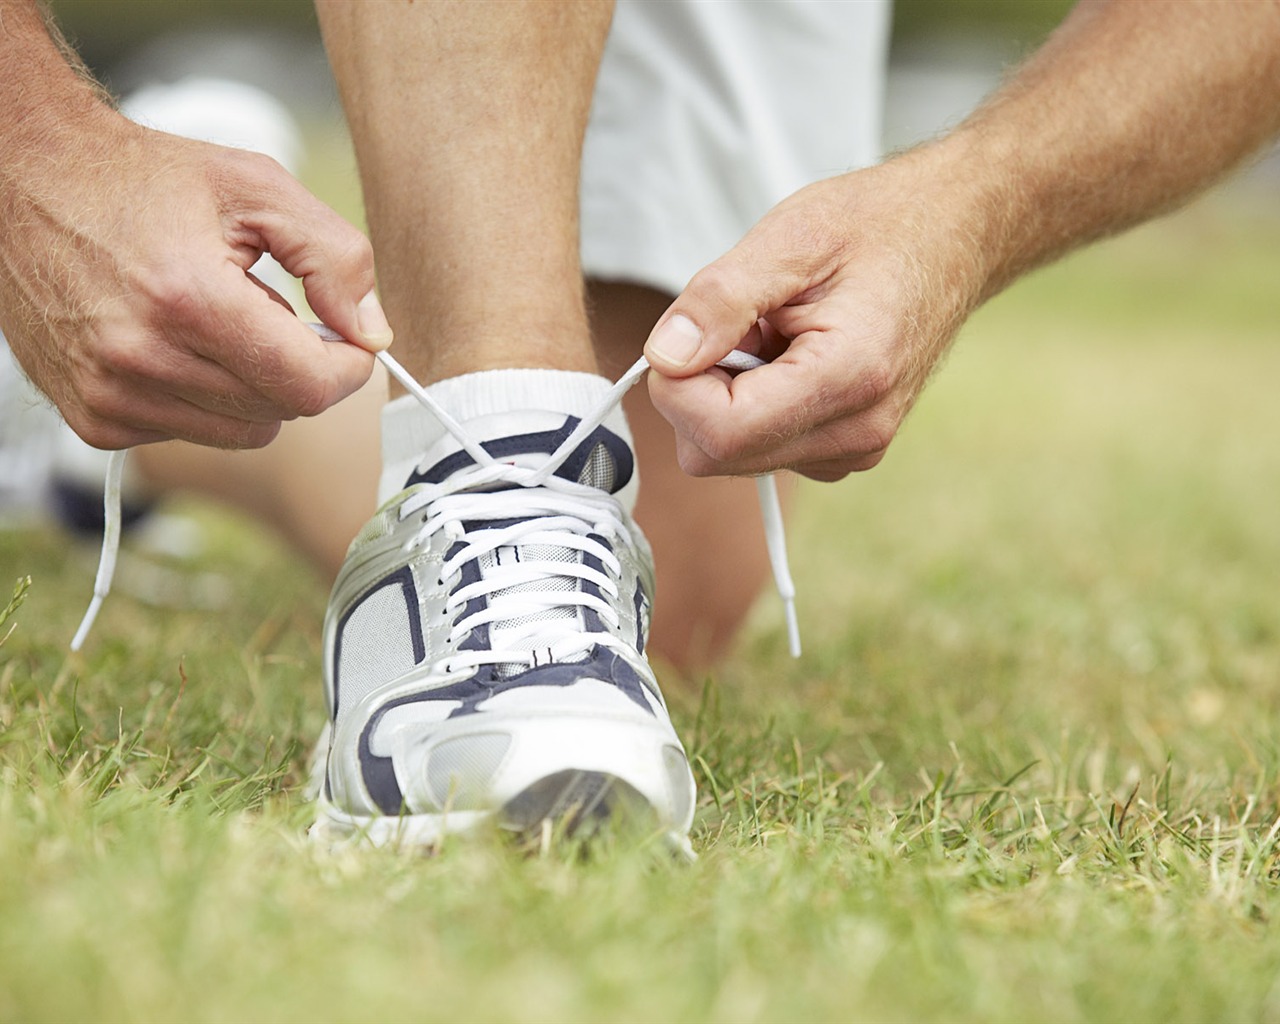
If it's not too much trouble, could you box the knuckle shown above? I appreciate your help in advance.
[687,262,747,319]
[853,448,888,472]
[330,232,375,282]
[94,334,151,379]
[845,363,893,411]
[213,146,287,189]
[856,415,898,459]
[692,422,750,467]
[75,371,122,421]
[61,405,128,451]
[197,418,281,452]
[801,464,852,484]
[237,421,282,450]
[799,448,885,482]
[674,441,719,479]
[283,376,333,419]
[795,414,895,477]
[61,408,101,448]
[286,219,374,293]
[130,262,202,320]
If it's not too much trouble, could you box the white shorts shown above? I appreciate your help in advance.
[581,0,891,296]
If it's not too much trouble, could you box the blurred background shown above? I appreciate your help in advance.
[50,0,1076,136]
[45,0,1280,194]
[52,0,1079,106]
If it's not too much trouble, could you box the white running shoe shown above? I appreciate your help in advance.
[311,389,697,849]
[0,342,60,524]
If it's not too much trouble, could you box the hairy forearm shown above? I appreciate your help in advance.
[0,3,129,387]
[920,0,1280,302]
[0,2,116,148]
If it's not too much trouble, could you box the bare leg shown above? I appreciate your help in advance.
[315,1,612,386]
[132,366,386,578]
[316,2,765,666]
[592,282,775,671]
[311,2,705,840]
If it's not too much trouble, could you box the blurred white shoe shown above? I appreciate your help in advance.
[0,345,60,526]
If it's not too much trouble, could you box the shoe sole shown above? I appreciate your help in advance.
[310,770,693,857]
[500,768,649,834]
[309,713,695,854]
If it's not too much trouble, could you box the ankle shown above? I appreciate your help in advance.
[378,367,633,504]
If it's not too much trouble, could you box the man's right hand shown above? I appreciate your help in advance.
[0,6,390,451]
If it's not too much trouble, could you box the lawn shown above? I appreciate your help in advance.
[2,180,1280,1021]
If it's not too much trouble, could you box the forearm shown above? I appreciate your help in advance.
[0,2,119,159]
[920,0,1280,302]
[0,1,135,392]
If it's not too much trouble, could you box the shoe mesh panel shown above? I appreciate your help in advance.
[427,733,512,809]
[578,442,616,493]
[338,580,420,715]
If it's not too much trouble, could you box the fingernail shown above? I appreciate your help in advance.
[356,290,394,350]
[647,313,702,368]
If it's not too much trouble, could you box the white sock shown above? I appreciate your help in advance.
[378,368,636,505]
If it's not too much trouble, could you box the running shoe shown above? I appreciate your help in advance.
[311,393,697,849]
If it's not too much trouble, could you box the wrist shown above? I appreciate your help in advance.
[0,5,127,170]
[848,138,1013,348]
[894,129,1033,308]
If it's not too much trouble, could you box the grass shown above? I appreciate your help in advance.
[4,180,1280,1021]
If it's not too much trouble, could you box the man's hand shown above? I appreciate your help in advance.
[644,156,982,482]
[645,0,1280,483]
[0,117,391,451]
[0,3,391,450]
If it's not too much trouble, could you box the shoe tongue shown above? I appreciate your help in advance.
[405,411,633,496]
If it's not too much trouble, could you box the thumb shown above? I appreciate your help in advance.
[245,169,394,353]
[643,234,812,378]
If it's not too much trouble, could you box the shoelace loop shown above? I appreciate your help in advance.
[71,324,801,658]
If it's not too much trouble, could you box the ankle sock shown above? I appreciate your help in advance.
[378,368,636,505]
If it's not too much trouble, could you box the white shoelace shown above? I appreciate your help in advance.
[71,325,801,658]
[400,463,634,675]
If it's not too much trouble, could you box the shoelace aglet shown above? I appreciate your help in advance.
[70,449,127,652]
[784,599,801,660]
